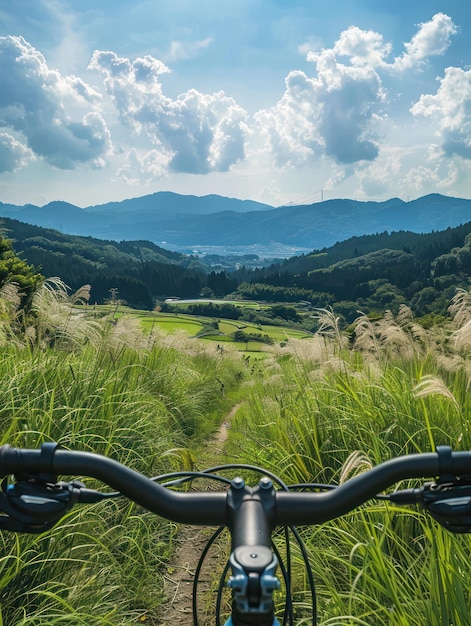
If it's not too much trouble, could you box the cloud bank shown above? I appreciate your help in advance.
[256,53,383,168]
[412,66,471,160]
[255,13,458,172]
[89,50,248,176]
[0,35,111,171]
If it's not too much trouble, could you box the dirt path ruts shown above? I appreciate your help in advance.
[157,404,241,625]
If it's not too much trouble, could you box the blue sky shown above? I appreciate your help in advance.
[1,0,471,208]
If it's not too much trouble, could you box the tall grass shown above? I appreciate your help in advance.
[0,279,242,624]
[228,306,471,624]
[2,278,471,624]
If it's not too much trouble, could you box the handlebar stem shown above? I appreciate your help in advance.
[226,479,278,625]
[227,479,276,550]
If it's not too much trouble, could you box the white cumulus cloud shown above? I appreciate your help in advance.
[255,13,458,173]
[90,49,248,175]
[393,13,457,71]
[0,133,34,173]
[333,26,392,67]
[256,48,383,168]
[0,36,111,170]
[411,66,471,160]
[117,148,170,184]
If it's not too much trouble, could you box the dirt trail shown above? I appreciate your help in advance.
[157,404,240,625]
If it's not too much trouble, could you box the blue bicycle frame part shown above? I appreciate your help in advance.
[223,618,280,626]
[226,546,281,626]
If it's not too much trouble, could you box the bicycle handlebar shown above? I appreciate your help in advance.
[278,450,471,524]
[0,444,227,524]
[1,443,471,526]
[1,443,471,626]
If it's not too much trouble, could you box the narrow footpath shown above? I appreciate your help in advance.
[157,404,240,625]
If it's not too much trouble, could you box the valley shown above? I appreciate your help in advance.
[3,194,471,326]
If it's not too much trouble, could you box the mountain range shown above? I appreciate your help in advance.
[1,192,471,254]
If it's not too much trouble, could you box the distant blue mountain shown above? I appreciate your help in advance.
[85,191,272,215]
[1,191,471,251]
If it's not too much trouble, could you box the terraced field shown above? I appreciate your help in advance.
[91,303,313,352]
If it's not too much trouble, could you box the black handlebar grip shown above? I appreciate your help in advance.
[0,444,59,478]
[0,445,19,476]
[0,445,228,524]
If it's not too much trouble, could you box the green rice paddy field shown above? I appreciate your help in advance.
[96,303,312,351]
[139,312,312,348]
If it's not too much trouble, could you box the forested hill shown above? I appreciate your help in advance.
[233,221,471,321]
[265,223,471,275]
[0,217,208,309]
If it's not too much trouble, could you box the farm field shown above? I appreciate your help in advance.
[143,312,311,344]
[140,314,203,336]
[87,303,313,351]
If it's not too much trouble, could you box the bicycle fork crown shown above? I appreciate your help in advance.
[228,545,280,614]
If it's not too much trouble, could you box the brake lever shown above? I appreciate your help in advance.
[387,445,471,534]
[422,481,471,534]
[391,481,471,534]
[0,477,85,534]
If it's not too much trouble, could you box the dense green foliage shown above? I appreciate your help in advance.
[0,278,470,623]
[0,235,42,303]
[232,329,274,345]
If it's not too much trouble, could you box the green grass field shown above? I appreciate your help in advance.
[105,304,315,350]
[139,314,204,336]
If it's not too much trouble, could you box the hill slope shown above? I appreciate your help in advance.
[0,217,207,309]
[4,210,471,321]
